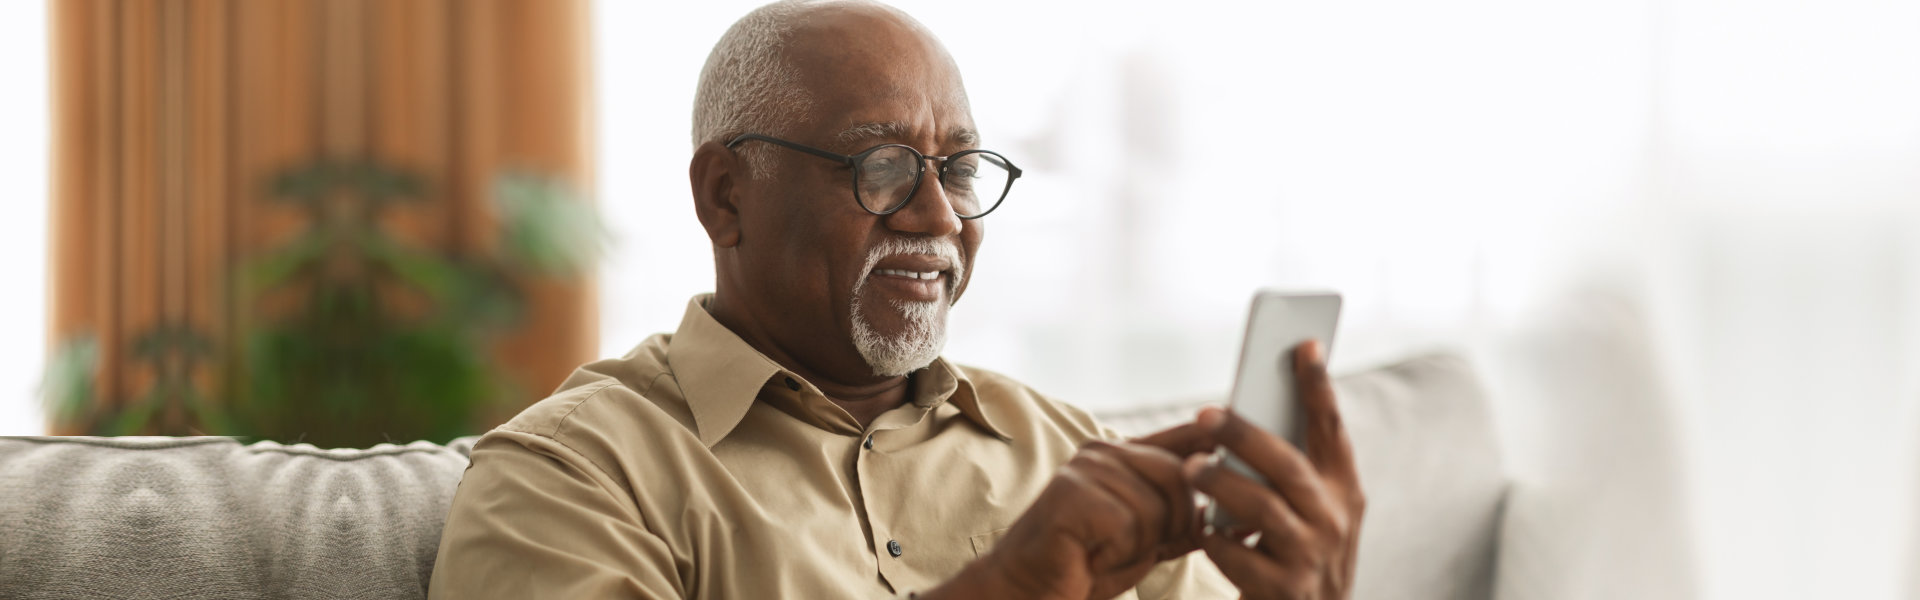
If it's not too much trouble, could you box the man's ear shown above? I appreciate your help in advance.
[690,140,743,248]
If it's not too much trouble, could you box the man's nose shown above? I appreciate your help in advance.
[883,162,962,237]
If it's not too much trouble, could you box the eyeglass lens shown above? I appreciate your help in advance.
[855,147,1013,217]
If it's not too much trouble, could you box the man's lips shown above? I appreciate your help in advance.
[874,268,943,280]
[865,254,956,302]
[868,267,948,302]
[872,254,952,275]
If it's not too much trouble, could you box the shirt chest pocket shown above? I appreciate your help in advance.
[964,527,1141,600]
[967,527,1010,557]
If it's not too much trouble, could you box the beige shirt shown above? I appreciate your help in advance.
[429,295,1232,599]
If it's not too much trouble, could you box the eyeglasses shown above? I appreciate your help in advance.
[726,133,1022,220]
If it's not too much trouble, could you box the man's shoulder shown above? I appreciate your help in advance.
[501,336,687,430]
[483,335,701,479]
[950,362,1121,445]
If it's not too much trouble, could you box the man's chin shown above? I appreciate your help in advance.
[850,300,949,378]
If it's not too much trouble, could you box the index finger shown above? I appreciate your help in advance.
[1130,419,1219,457]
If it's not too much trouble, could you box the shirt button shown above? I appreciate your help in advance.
[863,436,874,450]
[887,539,903,557]
[784,377,801,391]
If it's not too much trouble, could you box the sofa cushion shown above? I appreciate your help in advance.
[0,435,478,600]
[1095,352,1508,600]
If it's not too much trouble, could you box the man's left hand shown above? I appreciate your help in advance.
[1184,340,1366,599]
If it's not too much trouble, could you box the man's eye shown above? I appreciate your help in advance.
[943,170,976,191]
[862,161,908,182]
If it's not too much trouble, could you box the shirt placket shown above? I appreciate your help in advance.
[853,403,936,594]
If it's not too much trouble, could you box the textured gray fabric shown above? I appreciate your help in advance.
[0,436,478,600]
[1095,352,1508,600]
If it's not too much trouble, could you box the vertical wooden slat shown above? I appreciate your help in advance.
[188,0,230,414]
[371,0,449,249]
[320,0,364,158]
[156,0,188,431]
[449,0,497,256]
[48,0,109,433]
[227,0,264,403]
[117,0,159,421]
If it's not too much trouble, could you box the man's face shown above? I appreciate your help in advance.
[730,7,984,380]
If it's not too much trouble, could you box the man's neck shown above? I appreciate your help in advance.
[705,292,912,429]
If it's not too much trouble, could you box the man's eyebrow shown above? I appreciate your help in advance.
[835,121,913,147]
[834,121,982,150]
[950,128,979,148]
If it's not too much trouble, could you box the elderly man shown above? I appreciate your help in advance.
[429,1,1363,598]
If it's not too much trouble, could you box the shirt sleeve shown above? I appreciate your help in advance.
[427,429,683,599]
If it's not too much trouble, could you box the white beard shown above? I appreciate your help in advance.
[850,296,948,377]
[848,238,964,377]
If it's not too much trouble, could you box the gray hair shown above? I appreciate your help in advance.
[690,1,821,180]
[691,0,924,180]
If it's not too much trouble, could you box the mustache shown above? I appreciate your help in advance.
[855,237,966,300]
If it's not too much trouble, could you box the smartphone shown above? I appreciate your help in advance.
[1205,290,1342,530]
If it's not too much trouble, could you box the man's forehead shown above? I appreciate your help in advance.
[833,120,978,150]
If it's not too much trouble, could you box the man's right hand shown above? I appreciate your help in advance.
[923,422,1217,600]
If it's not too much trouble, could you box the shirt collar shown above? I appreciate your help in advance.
[666,294,1010,446]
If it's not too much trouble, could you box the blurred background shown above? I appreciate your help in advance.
[0,0,1916,598]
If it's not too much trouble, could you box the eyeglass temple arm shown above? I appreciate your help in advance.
[977,153,1023,179]
[725,133,856,166]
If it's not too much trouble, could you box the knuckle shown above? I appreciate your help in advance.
[1069,449,1111,469]
[1325,513,1352,540]
[1256,496,1296,534]
[1285,570,1321,597]
[1260,569,1306,599]
[1320,408,1345,431]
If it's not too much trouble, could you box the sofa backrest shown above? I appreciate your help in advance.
[0,436,479,600]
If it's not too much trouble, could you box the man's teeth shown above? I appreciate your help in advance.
[875,269,942,280]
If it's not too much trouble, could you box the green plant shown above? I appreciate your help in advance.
[41,334,98,429]
[219,160,600,447]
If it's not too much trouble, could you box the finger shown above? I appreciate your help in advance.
[1197,406,1341,529]
[1052,466,1146,565]
[1184,453,1317,562]
[1202,530,1302,598]
[1077,443,1173,563]
[1097,441,1204,551]
[1294,340,1361,489]
[1130,419,1218,457]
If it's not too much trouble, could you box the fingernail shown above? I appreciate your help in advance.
[1182,454,1208,479]
[1303,340,1323,363]
[1196,406,1226,431]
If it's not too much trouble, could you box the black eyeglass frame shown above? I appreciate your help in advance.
[725,133,1023,220]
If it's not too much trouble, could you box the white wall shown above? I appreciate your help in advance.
[0,1,48,436]
[596,1,1920,599]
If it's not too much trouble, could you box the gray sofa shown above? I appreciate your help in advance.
[0,353,1503,600]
